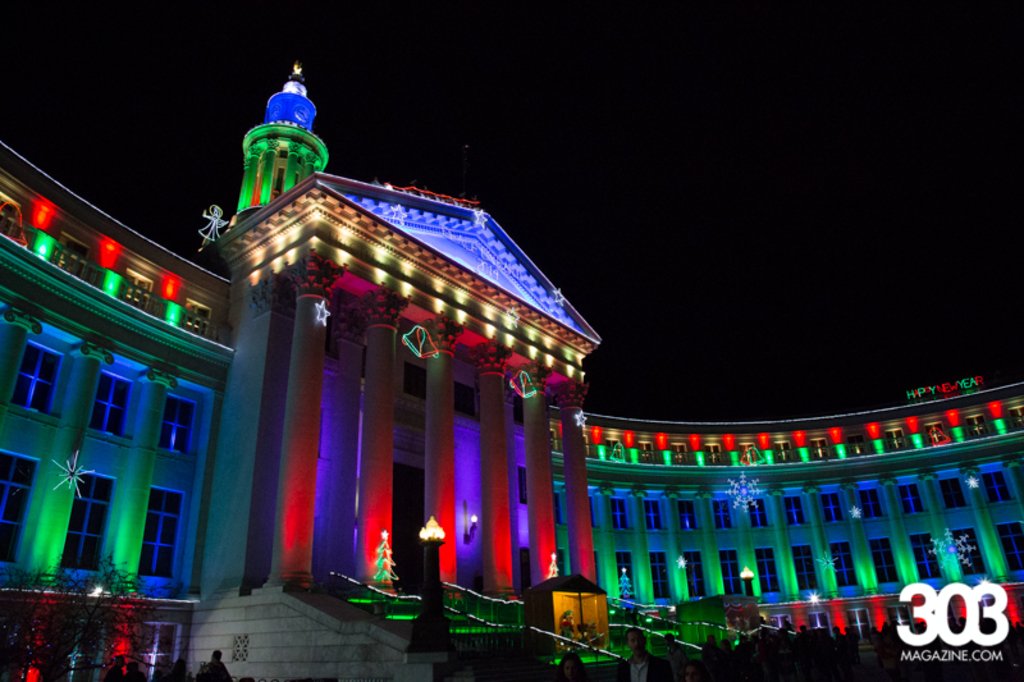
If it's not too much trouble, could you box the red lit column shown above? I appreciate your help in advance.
[802,483,839,597]
[554,381,597,582]
[472,341,515,594]
[522,362,557,586]
[838,482,880,593]
[879,477,920,586]
[354,286,409,583]
[0,308,40,430]
[424,315,463,583]
[267,250,342,588]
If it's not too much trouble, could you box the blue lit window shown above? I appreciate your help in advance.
[644,498,662,530]
[140,489,183,577]
[858,488,883,518]
[62,474,113,570]
[910,533,941,579]
[719,549,741,594]
[869,537,898,583]
[899,484,924,514]
[0,453,36,562]
[713,500,732,529]
[90,373,130,436]
[749,499,768,528]
[820,492,843,522]
[998,522,1024,571]
[610,497,628,530]
[939,478,966,508]
[159,396,195,453]
[554,492,564,525]
[677,499,697,530]
[983,472,1012,503]
[756,547,779,592]
[792,545,817,590]
[784,496,804,525]
[830,541,857,587]
[952,527,985,574]
[12,343,60,412]
[649,551,669,599]
[683,550,704,597]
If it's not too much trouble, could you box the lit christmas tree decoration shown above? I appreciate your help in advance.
[52,450,93,497]
[816,552,837,574]
[676,555,688,571]
[401,324,439,358]
[727,471,761,509]
[574,411,587,428]
[198,204,228,247]
[373,529,399,583]
[508,370,537,399]
[965,475,980,489]
[547,552,559,579]
[619,568,633,599]
[849,505,862,519]
[930,527,976,568]
[314,299,330,326]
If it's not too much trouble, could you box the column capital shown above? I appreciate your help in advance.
[1004,458,1023,470]
[628,486,646,499]
[959,465,980,478]
[838,480,859,492]
[142,367,178,389]
[553,380,589,410]
[767,487,786,497]
[250,272,296,316]
[917,470,937,482]
[522,361,553,392]
[878,475,898,487]
[471,340,511,375]
[597,483,615,496]
[694,488,714,500]
[360,285,410,328]
[333,300,367,344]
[428,314,463,353]
[289,248,344,297]
[801,483,820,495]
[2,307,41,334]
[664,488,680,499]
[78,341,114,365]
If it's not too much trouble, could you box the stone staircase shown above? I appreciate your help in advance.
[443,656,620,681]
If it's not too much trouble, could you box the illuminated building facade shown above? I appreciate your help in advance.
[2,67,1023,676]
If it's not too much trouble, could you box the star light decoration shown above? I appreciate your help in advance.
[816,552,837,574]
[930,528,976,569]
[385,203,408,225]
[52,450,93,497]
[198,205,228,247]
[849,505,863,519]
[574,411,587,428]
[505,305,520,329]
[552,288,565,305]
[314,299,331,326]
[473,209,487,228]
[726,471,761,509]
[965,475,980,490]
[677,555,688,571]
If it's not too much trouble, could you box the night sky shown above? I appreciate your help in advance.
[4,5,1023,421]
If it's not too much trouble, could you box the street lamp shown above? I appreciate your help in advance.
[409,516,450,652]
[740,566,755,597]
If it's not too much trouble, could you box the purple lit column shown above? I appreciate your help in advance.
[554,381,596,582]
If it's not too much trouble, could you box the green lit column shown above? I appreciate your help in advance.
[736,496,760,598]
[522,361,557,589]
[22,341,113,574]
[592,485,618,593]
[664,490,686,603]
[767,489,799,600]
[1003,460,1024,521]
[258,140,280,205]
[695,490,724,595]
[627,488,653,603]
[108,368,176,573]
[283,144,302,193]
[838,482,879,593]
[879,477,920,585]
[917,472,962,583]
[802,484,838,597]
[961,466,1008,581]
[236,149,260,212]
[0,308,41,428]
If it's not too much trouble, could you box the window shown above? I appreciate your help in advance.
[140,489,183,577]
[848,609,872,640]
[402,362,426,398]
[808,612,830,630]
[820,492,843,523]
[927,423,950,445]
[184,300,212,335]
[966,415,987,437]
[0,453,35,562]
[554,492,563,525]
[57,233,89,276]
[887,605,911,627]
[671,443,688,465]
[810,438,828,459]
[775,441,793,462]
[453,381,476,416]
[952,528,985,574]
[683,550,705,597]
[899,483,924,514]
[792,545,817,590]
[784,496,804,525]
[756,547,779,592]
[159,396,195,453]
[90,373,130,436]
[62,474,113,570]
[713,500,732,529]
[749,499,768,528]
[720,549,741,594]
[859,488,883,518]
[830,541,856,587]
[939,478,966,508]
[983,471,1012,503]
[517,466,528,505]
[1011,407,1024,428]
[677,499,697,530]
[610,497,628,530]
[649,552,670,599]
[910,533,941,579]
[846,434,866,455]
[998,523,1024,571]
[870,538,899,583]
[124,269,153,309]
[643,498,662,530]
[706,443,723,465]
[512,396,523,424]
[12,343,61,412]
[885,428,905,449]
[615,551,633,580]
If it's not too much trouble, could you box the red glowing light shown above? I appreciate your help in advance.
[689,433,701,451]
[989,401,1003,419]
[906,416,919,434]
[723,434,735,451]
[945,409,960,427]
[590,426,603,445]
[758,433,770,450]
[655,432,668,450]
[623,430,635,448]
[99,237,122,269]
[867,423,881,439]
[829,427,842,444]
[162,274,180,300]
[793,431,806,447]
[31,198,56,230]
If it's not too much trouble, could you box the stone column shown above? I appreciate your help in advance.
[521,362,557,588]
[767,489,799,600]
[424,315,463,583]
[627,487,652,603]
[838,482,879,593]
[961,466,1009,580]
[694,489,723,596]
[22,341,112,573]
[664,491,686,602]
[917,472,962,583]
[471,340,514,594]
[736,497,760,598]
[284,145,302,194]
[267,251,342,588]
[1004,459,1024,522]
[0,308,41,429]
[592,485,618,592]
[258,140,279,205]
[802,484,838,597]
[554,381,597,582]
[879,476,920,585]
[108,368,176,573]
[354,286,408,584]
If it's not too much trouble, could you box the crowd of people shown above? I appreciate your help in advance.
[102,651,230,682]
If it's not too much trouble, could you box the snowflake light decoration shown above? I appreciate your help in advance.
[473,209,487,227]
[849,505,862,519]
[726,471,761,509]
[574,411,587,428]
[314,299,330,326]
[677,555,688,571]
[386,203,408,225]
[816,552,837,574]
[52,450,93,497]
[198,205,228,247]
[965,475,980,490]
[930,528,976,568]
[504,305,520,329]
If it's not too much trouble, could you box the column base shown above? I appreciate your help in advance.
[407,615,452,654]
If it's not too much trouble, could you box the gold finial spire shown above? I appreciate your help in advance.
[293,61,303,77]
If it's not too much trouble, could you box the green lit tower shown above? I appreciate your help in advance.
[236,62,329,214]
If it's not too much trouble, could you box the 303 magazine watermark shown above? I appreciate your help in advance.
[896,581,1008,661]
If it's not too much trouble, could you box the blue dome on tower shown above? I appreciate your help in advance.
[264,62,317,131]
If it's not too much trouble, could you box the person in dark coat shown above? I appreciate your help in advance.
[615,627,673,682]
[104,656,125,682]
